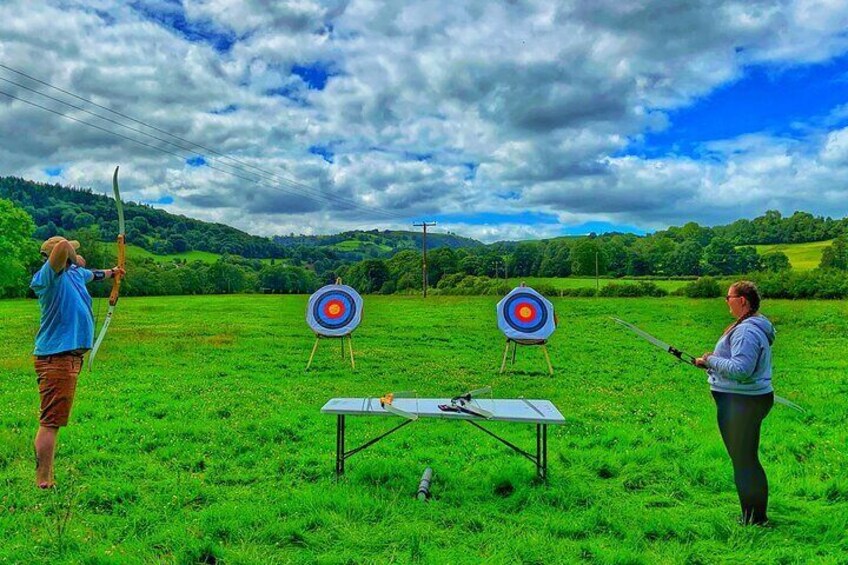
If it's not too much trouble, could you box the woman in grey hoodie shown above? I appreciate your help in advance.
[695,281,774,526]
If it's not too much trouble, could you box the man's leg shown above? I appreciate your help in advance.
[34,355,80,488]
[34,426,59,488]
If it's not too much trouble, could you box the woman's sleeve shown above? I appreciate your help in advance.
[705,328,762,381]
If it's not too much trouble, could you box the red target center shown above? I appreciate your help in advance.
[514,302,536,322]
[324,299,345,319]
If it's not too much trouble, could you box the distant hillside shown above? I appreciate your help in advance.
[3,175,847,275]
[0,176,286,260]
[274,229,482,260]
[0,175,481,267]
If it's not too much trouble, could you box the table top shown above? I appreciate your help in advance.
[321,397,565,424]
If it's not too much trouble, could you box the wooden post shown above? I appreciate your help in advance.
[306,336,320,370]
[500,339,511,374]
[413,221,437,298]
[542,345,554,375]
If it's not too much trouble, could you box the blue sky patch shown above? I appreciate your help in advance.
[309,145,334,163]
[630,54,848,158]
[44,167,62,177]
[434,212,644,236]
[292,63,334,90]
[130,0,236,53]
[186,156,207,167]
[560,221,645,236]
[155,196,174,205]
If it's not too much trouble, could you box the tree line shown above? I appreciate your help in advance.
[4,185,848,299]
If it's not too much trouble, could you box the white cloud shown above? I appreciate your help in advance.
[1,0,848,243]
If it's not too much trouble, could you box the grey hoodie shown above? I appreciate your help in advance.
[706,314,775,395]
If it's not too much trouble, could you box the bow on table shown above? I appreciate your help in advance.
[89,166,125,370]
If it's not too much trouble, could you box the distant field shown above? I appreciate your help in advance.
[331,240,393,253]
[2,295,843,562]
[105,242,222,263]
[106,243,282,265]
[752,240,832,271]
[509,277,691,292]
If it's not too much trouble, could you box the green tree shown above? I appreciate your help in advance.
[170,234,189,253]
[667,240,703,276]
[820,236,848,270]
[703,238,740,275]
[427,247,458,286]
[736,246,762,273]
[0,198,39,297]
[761,251,791,272]
[387,250,422,290]
[571,239,606,276]
[208,260,248,293]
[511,243,540,277]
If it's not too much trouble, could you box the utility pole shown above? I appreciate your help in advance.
[595,251,599,292]
[413,221,437,298]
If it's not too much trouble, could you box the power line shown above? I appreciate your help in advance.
[0,87,406,220]
[0,64,411,221]
[0,75,402,219]
[0,63,403,216]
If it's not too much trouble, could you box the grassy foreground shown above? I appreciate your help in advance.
[0,295,846,564]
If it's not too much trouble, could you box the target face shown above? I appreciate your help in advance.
[497,286,555,340]
[307,284,363,337]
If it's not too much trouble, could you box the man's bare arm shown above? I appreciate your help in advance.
[47,240,77,274]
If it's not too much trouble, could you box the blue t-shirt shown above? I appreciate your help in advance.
[30,262,95,355]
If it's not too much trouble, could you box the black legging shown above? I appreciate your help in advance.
[712,391,774,525]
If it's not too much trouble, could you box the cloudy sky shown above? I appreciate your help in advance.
[2,1,848,242]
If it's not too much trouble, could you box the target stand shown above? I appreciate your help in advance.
[305,279,363,370]
[306,333,355,370]
[496,284,556,376]
[500,338,553,375]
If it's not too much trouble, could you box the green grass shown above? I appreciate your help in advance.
[332,240,394,253]
[106,242,223,264]
[1,295,846,563]
[509,277,690,292]
[106,243,283,265]
[751,240,833,271]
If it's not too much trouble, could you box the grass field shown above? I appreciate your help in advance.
[1,295,846,563]
[752,240,832,271]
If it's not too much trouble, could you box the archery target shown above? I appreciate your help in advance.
[307,284,363,337]
[497,286,556,341]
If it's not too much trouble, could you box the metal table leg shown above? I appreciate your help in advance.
[336,415,345,476]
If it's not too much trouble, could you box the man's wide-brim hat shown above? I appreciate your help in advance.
[40,236,80,256]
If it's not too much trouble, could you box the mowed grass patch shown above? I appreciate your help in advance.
[752,240,833,271]
[0,295,846,563]
[104,242,224,264]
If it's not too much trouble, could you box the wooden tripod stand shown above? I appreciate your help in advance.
[499,338,553,375]
[306,334,355,370]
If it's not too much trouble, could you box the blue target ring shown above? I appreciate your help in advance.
[313,290,357,330]
[502,291,548,334]
[307,284,363,337]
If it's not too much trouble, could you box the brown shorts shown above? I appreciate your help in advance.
[35,353,83,428]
